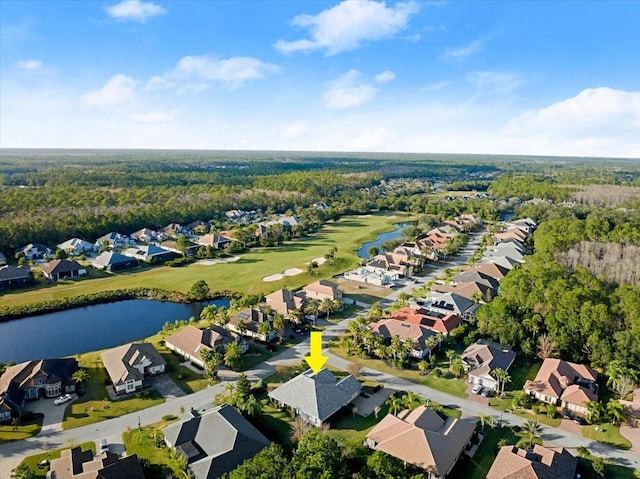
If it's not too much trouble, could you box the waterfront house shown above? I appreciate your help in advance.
[42,259,86,281]
[265,288,305,319]
[101,343,166,395]
[227,308,277,342]
[0,265,33,289]
[165,325,244,369]
[91,251,139,271]
[302,279,343,303]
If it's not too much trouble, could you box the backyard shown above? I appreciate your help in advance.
[18,441,96,479]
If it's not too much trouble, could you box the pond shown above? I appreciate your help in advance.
[357,222,411,259]
[0,298,230,363]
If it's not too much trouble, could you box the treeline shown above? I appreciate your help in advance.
[488,173,574,202]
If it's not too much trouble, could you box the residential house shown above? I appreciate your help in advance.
[56,238,95,256]
[463,263,510,281]
[367,253,410,277]
[484,255,521,271]
[506,217,537,234]
[461,340,516,391]
[163,405,270,479]
[524,358,598,416]
[95,232,133,250]
[159,222,185,238]
[431,280,495,302]
[227,308,276,342]
[0,265,33,289]
[100,343,166,395]
[389,307,464,336]
[49,447,145,479]
[184,220,209,234]
[165,325,242,369]
[159,239,199,256]
[15,243,52,260]
[418,291,481,321]
[453,270,500,291]
[313,201,329,210]
[484,244,526,263]
[268,368,361,427]
[486,445,577,479]
[343,267,400,287]
[494,228,528,243]
[90,251,138,272]
[122,244,176,263]
[0,252,7,266]
[130,228,160,243]
[42,259,87,281]
[197,233,232,250]
[369,318,439,359]
[365,406,476,479]
[303,279,343,303]
[265,288,305,318]
[0,358,78,420]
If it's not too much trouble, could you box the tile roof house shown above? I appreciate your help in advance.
[165,325,240,369]
[197,233,232,250]
[56,238,96,256]
[486,445,577,479]
[367,253,410,277]
[303,279,343,302]
[461,340,516,391]
[463,263,510,281]
[90,251,138,272]
[0,265,33,289]
[130,227,161,243]
[265,288,305,318]
[389,307,464,336]
[453,270,500,291]
[100,343,166,395]
[0,358,77,421]
[524,358,598,416]
[365,406,476,478]
[431,281,495,302]
[227,308,276,342]
[268,368,361,427]
[95,232,133,250]
[163,405,270,479]
[369,318,439,359]
[42,259,87,281]
[49,447,145,479]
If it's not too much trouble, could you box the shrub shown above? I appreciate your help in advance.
[432,368,442,377]
[162,414,178,421]
[531,404,539,414]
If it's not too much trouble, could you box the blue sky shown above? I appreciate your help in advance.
[1,0,639,157]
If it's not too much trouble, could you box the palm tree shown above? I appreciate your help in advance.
[224,341,243,370]
[272,313,288,343]
[257,321,273,341]
[492,368,511,397]
[418,360,429,375]
[450,356,465,378]
[521,419,542,450]
[386,394,405,415]
[241,395,263,417]
[342,336,355,355]
[402,391,424,411]
[606,399,626,426]
[72,368,90,392]
[305,299,320,326]
[446,349,457,369]
[479,413,495,432]
[585,401,605,424]
[320,298,337,321]
[425,335,438,359]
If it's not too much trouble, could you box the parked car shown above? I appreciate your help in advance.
[99,438,109,453]
[480,388,493,397]
[573,416,584,424]
[54,394,72,405]
[471,384,483,394]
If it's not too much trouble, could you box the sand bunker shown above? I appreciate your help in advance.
[310,257,326,265]
[263,267,304,282]
[196,256,240,265]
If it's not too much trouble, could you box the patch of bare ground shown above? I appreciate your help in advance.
[555,241,640,285]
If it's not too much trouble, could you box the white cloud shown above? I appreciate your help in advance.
[282,122,309,139]
[275,0,419,56]
[467,71,520,97]
[374,70,396,84]
[171,55,279,89]
[443,39,483,60]
[421,80,449,92]
[105,0,166,23]
[15,60,42,71]
[323,70,378,109]
[502,87,640,156]
[81,74,138,108]
[131,110,174,123]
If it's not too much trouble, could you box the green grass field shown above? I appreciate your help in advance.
[582,424,632,450]
[0,413,43,443]
[1,214,414,308]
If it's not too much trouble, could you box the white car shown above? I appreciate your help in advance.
[471,384,483,395]
[54,394,72,405]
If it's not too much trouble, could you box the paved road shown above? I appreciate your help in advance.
[3,229,639,475]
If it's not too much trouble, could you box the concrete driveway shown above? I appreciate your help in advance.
[24,394,78,433]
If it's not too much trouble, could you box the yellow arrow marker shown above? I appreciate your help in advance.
[305,331,328,374]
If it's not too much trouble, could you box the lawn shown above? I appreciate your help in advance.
[62,349,165,430]
[576,451,639,479]
[122,418,183,478]
[330,344,468,398]
[488,394,562,427]
[0,413,43,443]
[1,213,415,308]
[19,441,96,479]
[582,424,632,450]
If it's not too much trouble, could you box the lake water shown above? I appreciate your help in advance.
[357,222,410,259]
[0,298,229,363]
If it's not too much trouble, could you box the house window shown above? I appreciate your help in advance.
[125,380,136,392]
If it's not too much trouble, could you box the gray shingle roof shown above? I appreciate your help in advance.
[163,405,270,479]
[268,368,361,423]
